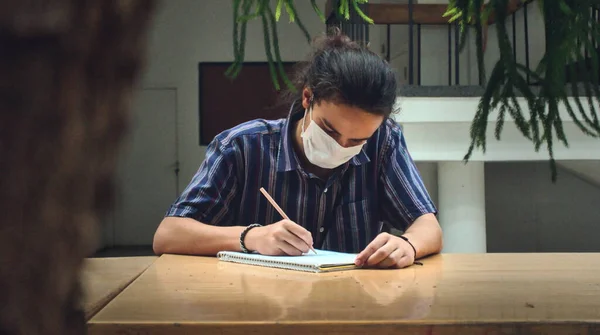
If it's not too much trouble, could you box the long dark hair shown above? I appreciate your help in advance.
[281,28,398,117]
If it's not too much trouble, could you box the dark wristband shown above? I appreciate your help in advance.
[240,223,262,253]
[399,235,417,260]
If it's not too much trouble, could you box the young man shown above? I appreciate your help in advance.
[153,32,442,269]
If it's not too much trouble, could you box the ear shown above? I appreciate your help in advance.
[301,87,313,109]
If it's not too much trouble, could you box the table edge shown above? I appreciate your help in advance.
[84,256,159,320]
[87,320,600,335]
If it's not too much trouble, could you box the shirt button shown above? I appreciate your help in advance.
[319,227,325,233]
[324,188,328,193]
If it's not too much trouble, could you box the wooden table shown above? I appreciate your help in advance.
[88,253,600,334]
[82,256,157,320]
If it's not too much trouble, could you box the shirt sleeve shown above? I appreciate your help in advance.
[378,130,437,232]
[165,137,239,226]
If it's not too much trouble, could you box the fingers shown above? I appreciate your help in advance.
[366,240,397,266]
[395,255,413,269]
[279,229,310,254]
[376,249,407,268]
[355,233,391,266]
[277,240,304,256]
[272,220,311,255]
[281,220,314,248]
[357,233,416,269]
[372,249,414,269]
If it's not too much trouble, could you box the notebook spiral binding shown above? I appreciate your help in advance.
[217,252,318,273]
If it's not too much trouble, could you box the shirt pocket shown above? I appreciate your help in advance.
[333,199,379,253]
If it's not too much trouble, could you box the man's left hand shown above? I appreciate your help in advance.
[355,233,415,269]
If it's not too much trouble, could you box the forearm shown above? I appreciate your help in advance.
[153,217,245,256]
[401,213,443,259]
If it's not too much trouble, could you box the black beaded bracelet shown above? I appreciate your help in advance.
[240,223,262,253]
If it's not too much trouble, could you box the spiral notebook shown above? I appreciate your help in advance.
[216,249,359,273]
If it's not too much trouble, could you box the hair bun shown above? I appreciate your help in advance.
[313,27,360,51]
[278,26,396,119]
[326,27,357,48]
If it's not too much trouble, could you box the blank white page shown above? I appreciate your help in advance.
[217,249,358,266]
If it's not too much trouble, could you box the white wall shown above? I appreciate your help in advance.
[100,0,329,248]
[141,0,328,192]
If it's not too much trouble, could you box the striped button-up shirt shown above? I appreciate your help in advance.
[166,109,437,253]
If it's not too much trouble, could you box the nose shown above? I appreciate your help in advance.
[337,137,359,148]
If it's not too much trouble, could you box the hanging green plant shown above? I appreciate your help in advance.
[226,0,372,92]
[445,0,600,181]
[226,0,599,182]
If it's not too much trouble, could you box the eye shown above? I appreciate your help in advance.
[322,125,336,135]
[326,129,340,139]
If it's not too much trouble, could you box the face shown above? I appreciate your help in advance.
[301,88,384,148]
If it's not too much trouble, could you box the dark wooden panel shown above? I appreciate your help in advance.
[366,4,448,25]
[198,62,297,145]
[330,1,529,25]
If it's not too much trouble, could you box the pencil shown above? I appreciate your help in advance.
[259,187,317,255]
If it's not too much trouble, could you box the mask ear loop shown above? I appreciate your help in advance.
[302,95,315,133]
[308,95,315,120]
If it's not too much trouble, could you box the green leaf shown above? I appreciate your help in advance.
[443,7,459,18]
[458,21,470,52]
[508,93,531,139]
[473,0,485,84]
[275,0,283,21]
[310,0,326,22]
[261,10,280,90]
[237,0,265,22]
[481,6,493,23]
[340,0,350,20]
[226,0,245,78]
[352,0,374,24]
[285,1,311,43]
[566,49,600,135]
[448,11,463,23]
[495,103,507,140]
[266,4,296,91]
[284,0,295,22]
[557,0,572,15]
[465,60,505,160]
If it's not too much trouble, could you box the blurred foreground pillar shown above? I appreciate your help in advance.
[0,1,156,333]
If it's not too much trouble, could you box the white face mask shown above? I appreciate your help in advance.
[300,107,365,169]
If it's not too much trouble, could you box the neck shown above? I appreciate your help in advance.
[292,116,334,180]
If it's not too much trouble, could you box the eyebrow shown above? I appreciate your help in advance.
[322,118,371,142]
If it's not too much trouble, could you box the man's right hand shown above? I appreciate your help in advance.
[244,219,314,256]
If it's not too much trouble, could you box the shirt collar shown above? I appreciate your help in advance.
[276,103,371,173]
[276,107,303,172]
